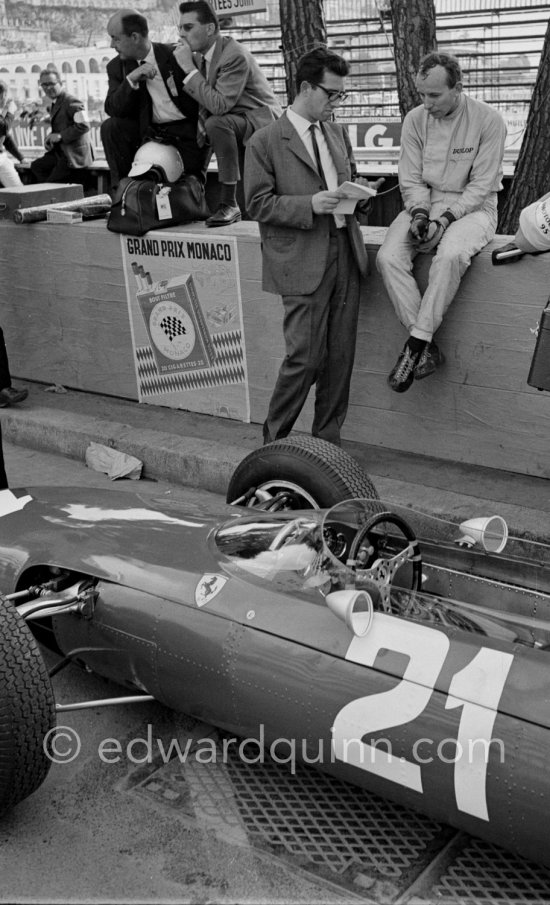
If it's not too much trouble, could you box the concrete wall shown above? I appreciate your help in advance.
[0,217,547,478]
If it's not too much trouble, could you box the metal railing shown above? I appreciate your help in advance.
[229,3,550,117]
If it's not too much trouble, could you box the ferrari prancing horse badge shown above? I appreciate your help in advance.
[195,574,228,607]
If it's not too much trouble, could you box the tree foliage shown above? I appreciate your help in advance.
[278,0,327,103]
[390,0,437,117]
[497,18,550,234]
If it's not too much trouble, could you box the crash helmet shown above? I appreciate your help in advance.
[128,141,184,183]
[516,190,550,253]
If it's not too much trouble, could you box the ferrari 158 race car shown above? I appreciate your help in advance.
[1,436,549,870]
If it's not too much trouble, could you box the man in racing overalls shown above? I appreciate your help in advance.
[376,52,506,392]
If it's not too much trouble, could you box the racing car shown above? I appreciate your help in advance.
[1,436,549,871]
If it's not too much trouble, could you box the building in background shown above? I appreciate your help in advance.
[0,0,548,159]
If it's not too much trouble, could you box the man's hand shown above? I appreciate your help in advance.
[128,61,157,86]
[409,211,429,242]
[355,176,385,214]
[416,219,447,253]
[355,176,385,192]
[44,132,62,150]
[173,43,195,75]
[311,190,346,215]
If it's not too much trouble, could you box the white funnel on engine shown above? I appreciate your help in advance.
[458,516,508,554]
[326,589,374,636]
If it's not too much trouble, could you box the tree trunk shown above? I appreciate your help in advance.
[278,0,327,104]
[390,0,437,117]
[497,19,550,234]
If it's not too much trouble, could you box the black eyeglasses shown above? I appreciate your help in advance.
[312,83,348,102]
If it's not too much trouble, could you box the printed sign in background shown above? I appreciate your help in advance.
[343,114,526,153]
[121,232,250,422]
[210,0,267,17]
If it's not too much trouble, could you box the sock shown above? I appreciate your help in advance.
[220,183,237,206]
[406,336,428,358]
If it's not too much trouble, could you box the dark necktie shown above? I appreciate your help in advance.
[309,123,328,189]
[137,61,147,92]
[197,55,208,148]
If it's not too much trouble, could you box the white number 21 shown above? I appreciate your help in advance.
[331,615,514,821]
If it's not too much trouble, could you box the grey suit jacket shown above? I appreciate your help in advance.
[244,112,367,296]
[183,35,282,138]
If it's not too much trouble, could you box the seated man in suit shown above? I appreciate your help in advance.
[174,0,282,227]
[101,8,207,193]
[30,69,93,184]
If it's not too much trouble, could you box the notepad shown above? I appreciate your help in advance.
[333,181,378,214]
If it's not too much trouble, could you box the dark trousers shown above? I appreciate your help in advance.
[29,150,86,185]
[264,229,361,447]
[100,117,141,191]
[0,327,11,391]
[0,424,7,490]
[204,113,248,183]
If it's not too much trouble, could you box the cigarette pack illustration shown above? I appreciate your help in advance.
[131,262,216,375]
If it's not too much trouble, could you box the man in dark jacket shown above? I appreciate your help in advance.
[101,8,206,192]
[30,69,93,183]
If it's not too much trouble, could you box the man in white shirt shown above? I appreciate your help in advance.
[101,9,207,192]
[245,48,377,447]
[376,52,506,392]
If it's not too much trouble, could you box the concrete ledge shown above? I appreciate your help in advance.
[0,218,548,479]
[0,407,245,495]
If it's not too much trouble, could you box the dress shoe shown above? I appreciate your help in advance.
[0,386,28,407]
[205,204,241,227]
[414,342,445,379]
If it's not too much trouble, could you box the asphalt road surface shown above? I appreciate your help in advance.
[2,442,550,904]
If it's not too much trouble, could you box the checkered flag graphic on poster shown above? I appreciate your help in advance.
[160,315,187,342]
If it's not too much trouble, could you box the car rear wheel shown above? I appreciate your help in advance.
[226,436,379,509]
[0,596,56,812]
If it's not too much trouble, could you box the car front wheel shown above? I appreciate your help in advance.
[0,596,56,812]
[226,436,379,509]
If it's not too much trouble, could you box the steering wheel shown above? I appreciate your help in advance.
[269,517,317,551]
[346,511,422,613]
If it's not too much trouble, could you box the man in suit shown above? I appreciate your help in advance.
[101,9,206,192]
[174,0,282,227]
[245,47,378,447]
[30,69,93,184]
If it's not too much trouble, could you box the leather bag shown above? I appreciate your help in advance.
[107,175,209,236]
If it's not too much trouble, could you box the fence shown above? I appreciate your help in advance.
[228,1,550,118]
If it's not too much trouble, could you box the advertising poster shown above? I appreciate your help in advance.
[121,231,250,422]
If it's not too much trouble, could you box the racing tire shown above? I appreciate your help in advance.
[226,436,379,508]
[0,596,56,812]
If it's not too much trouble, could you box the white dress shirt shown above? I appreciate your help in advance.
[286,107,345,227]
[128,45,186,124]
